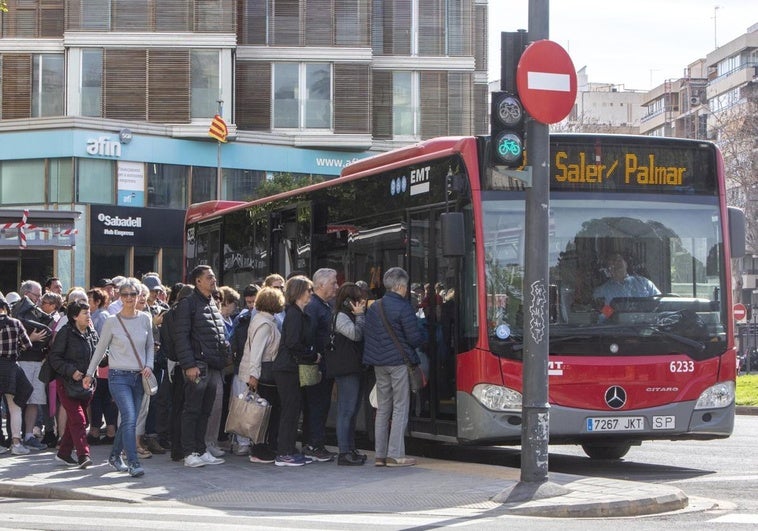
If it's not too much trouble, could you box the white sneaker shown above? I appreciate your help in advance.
[200,451,225,465]
[183,452,206,468]
[233,444,251,456]
[206,443,226,458]
[0,445,9,454]
[11,443,30,455]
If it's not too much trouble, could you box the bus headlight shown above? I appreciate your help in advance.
[472,384,522,411]
[694,381,735,410]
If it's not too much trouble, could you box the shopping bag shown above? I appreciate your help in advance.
[225,390,271,444]
[298,363,321,387]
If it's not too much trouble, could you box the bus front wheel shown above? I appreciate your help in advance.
[581,442,632,460]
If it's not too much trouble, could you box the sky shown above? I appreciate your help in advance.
[489,0,758,90]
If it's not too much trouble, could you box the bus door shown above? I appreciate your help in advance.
[408,207,458,440]
[270,204,311,277]
[193,221,222,281]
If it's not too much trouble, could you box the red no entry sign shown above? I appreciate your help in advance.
[516,39,577,124]
[734,303,747,321]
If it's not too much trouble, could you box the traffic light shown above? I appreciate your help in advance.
[491,91,525,167]
[490,30,527,168]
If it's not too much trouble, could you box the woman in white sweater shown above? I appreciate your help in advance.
[84,277,154,478]
[238,286,285,464]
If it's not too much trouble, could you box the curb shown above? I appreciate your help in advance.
[0,482,136,503]
[736,406,758,415]
[503,489,688,518]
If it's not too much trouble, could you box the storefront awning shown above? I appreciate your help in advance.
[0,209,81,249]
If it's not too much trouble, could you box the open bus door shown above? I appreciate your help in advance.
[407,206,459,441]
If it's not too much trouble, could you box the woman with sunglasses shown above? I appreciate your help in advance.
[84,278,154,478]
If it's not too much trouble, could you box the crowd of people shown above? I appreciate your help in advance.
[0,265,425,476]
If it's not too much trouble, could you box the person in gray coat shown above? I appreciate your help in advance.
[362,267,423,467]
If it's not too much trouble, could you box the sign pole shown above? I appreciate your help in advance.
[216,100,223,199]
[493,0,569,503]
[521,0,550,486]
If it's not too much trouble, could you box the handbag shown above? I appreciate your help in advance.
[62,376,95,401]
[116,314,158,396]
[377,300,427,393]
[225,390,271,444]
[325,312,363,378]
[38,357,54,385]
[259,360,275,385]
[298,363,321,387]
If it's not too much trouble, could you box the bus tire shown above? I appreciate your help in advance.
[581,442,632,460]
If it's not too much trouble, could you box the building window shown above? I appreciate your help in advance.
[273,63,332,130]
[81,49,103,117]
[222,169,265,201]
[78,158,114,204]
[0,159,45,204]
[393,71,418,137]
[191,50,219,119]
[191,166,217,203]
[148,163,187,209]
[49,158,74,203]
[32,54,64,117]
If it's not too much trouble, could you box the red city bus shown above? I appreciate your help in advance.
[185,134,745,459]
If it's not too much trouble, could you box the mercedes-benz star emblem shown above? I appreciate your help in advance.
[604,386,627,409]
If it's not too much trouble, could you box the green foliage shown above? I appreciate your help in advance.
[1,1,7,13]
[255,173,322,199]
[737,373,758,406]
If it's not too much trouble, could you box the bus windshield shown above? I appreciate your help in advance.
[483,193,726,360]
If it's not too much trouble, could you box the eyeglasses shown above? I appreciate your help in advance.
[273,285,284,290]
[120,292,138,298]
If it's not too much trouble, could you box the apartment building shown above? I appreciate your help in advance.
[0,0,488,292]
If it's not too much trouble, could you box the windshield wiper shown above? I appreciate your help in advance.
[642,327,706,353]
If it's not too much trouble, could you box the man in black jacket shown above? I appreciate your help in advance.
[172,265,227,468]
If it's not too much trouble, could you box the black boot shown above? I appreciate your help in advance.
[338,452,365,466]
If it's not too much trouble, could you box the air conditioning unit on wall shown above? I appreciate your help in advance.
[690,96,701,106]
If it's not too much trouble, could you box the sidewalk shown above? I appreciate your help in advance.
[0,443,686,518]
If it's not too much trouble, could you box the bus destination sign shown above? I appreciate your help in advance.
[548,138,716,194]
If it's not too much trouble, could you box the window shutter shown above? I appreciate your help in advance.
[447,72,472,135]
[40,1,65,38]
[336,0,369,46]
[155,0,191,31]
[113,0,150,31]
[1,54,32,119]
[418,0,443,56]
[474,3,487,70]
[420,71,447,139]
[236,61,271,131]
[104,49,147,121]
[334,63,370,134]
[474,82,488,135]
[148,50,190,123]
[305,0,333,46]
[372,70,392,139]
[237,0,267,44]
[272,0,300,45]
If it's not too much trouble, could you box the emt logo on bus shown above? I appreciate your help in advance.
[554,151,686,186]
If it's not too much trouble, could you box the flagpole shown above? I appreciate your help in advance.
[216,100,223,200]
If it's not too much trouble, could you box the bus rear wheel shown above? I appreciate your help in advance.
[581,442,632,460]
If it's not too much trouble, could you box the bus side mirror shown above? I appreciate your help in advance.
[728,206,746,258]
[441,212,465,257]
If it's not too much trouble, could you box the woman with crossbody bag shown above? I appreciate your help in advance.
[84,277,154,478]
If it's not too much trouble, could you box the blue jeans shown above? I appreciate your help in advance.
[108,369,144,465]
[335,374,361,453]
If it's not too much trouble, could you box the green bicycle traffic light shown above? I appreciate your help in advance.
[491,91,525,167]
